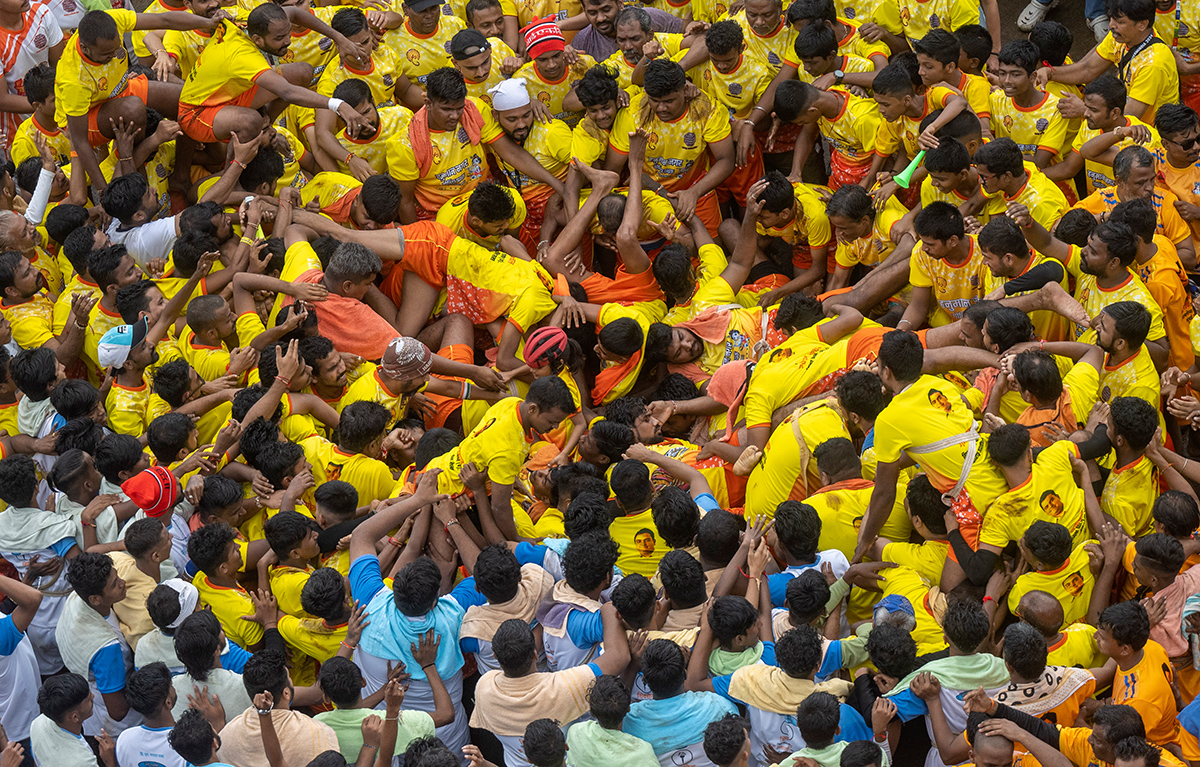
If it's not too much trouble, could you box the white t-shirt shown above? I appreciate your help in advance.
[107,216,178,269]
[116,725,187,767]
[0,3,62,136]
[0,616,41,741]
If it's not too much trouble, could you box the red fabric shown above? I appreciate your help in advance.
[281,269,399,360]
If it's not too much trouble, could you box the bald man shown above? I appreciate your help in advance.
[1018,590,1105,669]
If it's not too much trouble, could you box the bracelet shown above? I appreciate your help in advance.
[362,745,379,751]
[275,375,291,387]
[81,520,96,528]
[462,381,473,400]
[340,640,356,650]
[445,519,460,530]
[421,662,436,669]
[385,716,399,722]
[231,159,245,170]
[982,595,994,604]
[240,236,256,246]
[897,318,912,329]
[74,320,86,330]
[388,535,403,547]
[345,152,354,164]
[1185,458,1190,471]
[117,155,131,162]
[752,105,767,114]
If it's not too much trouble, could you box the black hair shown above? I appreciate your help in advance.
[187,522,238,576]
[50,378,99,421]
[697,509,744,566]
[247,1,287,37]
[44,207,89,252]
[1156,103,1200,139]
[641,638,687,696]
[775,624,823,677]
[169,709,219,764]
[576,64,620,108]
[1153,490,1200,538]
[66,551,114,602]
[564,532,620,594]
[942,599,989,654]
[239,417,282,468]
[836,370,889,421]
[2,454,44,508]
[708,595,758,645]
[704,715,749,767]
[913,200,965,242]
[785,569,831,624]
[1112,737,1162,767]
[872,64,916,97]
[392,557,442,616]
[794,19,838,59]
[984,309,1037,353]
[242,649,291,700]
[94,433,145,486]
[147,583,184,632]
[979,216,1031,263]
[101,174,149,225]
[797,692,840,747]
[563,491,613,539]
[598,316,643,358]
[913,29,959,66]
[1083,72,1127,113]
[474,543,522,604]
[1091,220,1140,268]
[425,67,468,102]
[61,226,102,277]
[241,147,285,194]
[316,480,359,521]
[997,39,1040,74]
[1003,622,1047,679]
[493,618,537,674]
[610,459,653,510]
[38,673,91,723]
[527,375,576,415]
[643,59,687,98]
[360,175,402,226]
[301,567,349,621]
[196,475,246,522]
[125,518,166,559]
[1135,533,1187,578]
[973,137,1025,177]
[319,656,364,709]
[124,661,173,718]
[524,719,567,767]
[877,330,923,382]
[1110,396,1158,450]
[467,181,516,223]
[176,610,222,683]
[54,417,104,456]
[1028,20,1072,67]
[10,347,56,401]
[925,137,971,175]
[651,486,700,549]
[1102,300,1151,348]
[147,412,195,464]
[256,441,306,490]
[338,401,390,453]
[825,184,875,222]
[1110,195,1158,245]
[987,423,1031,467]
[866,623,917,679]
[658,549,706,608]
[611,573,656,628]
[774,501,821,562]
[814,437,860,480]
[905,473,947,534]
[954,23,992,67]
[589,675,632,730]
[115,279,157,325]
[1023,520,1072,569]
[841,740,884,767]
[414,428,460,471]
[705,19,744,55]
[1099,600,1150,650]
[1056,209,1099,248]
[1106,0,1154,22]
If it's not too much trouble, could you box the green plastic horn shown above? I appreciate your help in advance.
[894,150,927,190]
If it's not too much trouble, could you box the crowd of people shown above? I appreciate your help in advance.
[0,0,1197,764]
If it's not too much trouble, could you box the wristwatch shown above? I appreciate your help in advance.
[834,69,845,84]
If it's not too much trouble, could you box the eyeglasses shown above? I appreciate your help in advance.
[1165,135,1200,150]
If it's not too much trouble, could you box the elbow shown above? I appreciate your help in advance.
[431,706,454,727]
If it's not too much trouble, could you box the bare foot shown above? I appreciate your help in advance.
[571,158,619,191]
[733,445,763,476]
[1038,282,1090,329]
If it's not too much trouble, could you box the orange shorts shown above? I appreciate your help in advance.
[424,343,472,429]
[178,84,260,144]
[85,74,149,147]
[721,141,765,207]
[693,189,722,238]
[379,220,456,301]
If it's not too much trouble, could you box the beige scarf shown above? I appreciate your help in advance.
[461,564,554,641]
[728,663,852,716]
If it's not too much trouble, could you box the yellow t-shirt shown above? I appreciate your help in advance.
[755,182,834,250]
[1071,115,1161,194]
[512,55,596,128]
[1098,346,1160,413]
[873,374,1007,509]
[871,0,977,39]
[435,186,527,248]
[571,116,611,166]
[53,276,100,336]
[336,106,412,177]
[54,10,139,127]
[131,0,184,58]
[883,565,947,655]
[1062,245,1167,345]
[84,301,125,380]
[1008,540,1096,625]
[687,277,764,377]
[1111,639,1180,745]
[1007,165,1070,232]
[609,508,666,577]
[979,441,1089,550]
[875,85,956,158]
[700,51,776,121]
[421,397,537,496]
[339,367,412,425]
[386,96,495,212]
[318,45,400,105]
[443,238,558,332]
[300,435,396,507]
[194,573,265,649]
[909,234,988,324]
[601,34,683,96]
[1094,31,1180,124]
[180,19,273,108]
[268,564,315,619]
[11,117,70,168]
[988,90,1070,161]
[818,89,881,169]
[273,6,347,81]
[2,293,55,351]
[105,382,171,438]
[1101,454,1158,538]
[277,615,346,662]
[162,27,215,80]
[805,480,912,560]
[981,251,1070,342]
[609,92,732,192]
[834,195,905,270]
[1158,153,1200,244]
[744,400,850,520]
[730,12,796,72]
[882,539,949,586]
[179,328,233,383]
[1075,186,1191,248]
[1046,622,1104,668]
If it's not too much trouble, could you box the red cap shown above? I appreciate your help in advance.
[122,466,180,518]
[525,326,569,368]
[523,16,565,60]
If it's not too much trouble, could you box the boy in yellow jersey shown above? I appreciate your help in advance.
[869,64,970,207]
[606,59,734,238]
[699,22,773,206]
[82,245,145,383]
[513,18,595,127]
[990,41,1070,171]
[1153,104,1200,246]
[899,201,989,328]
[464,0,518,54]
[824,184,910,291]
[784,0,889,69]
[188,522,266,650]
[569,65,619,169]
[867,474,948,584]
[0,251,91,359]
[1104,397,1171,540]
[418,376,577,541]
[321,82,412,177]
[435,181,527,249]
[1058,74,1161,195]
[1097,600,1182,747]
[912,30,991,133]
[55,8,218,191]
[487,78,572,253]
[302,402,396,506]
[1073,145,1197,269]
[1016,590,1106,668]
[263,509,321,619]
[10,64,69,168]
[743,399,852,520]
[99,320,172,438]
[973,138,1069,231]
[855,330,1009,569]
[53,228,107,336]
[381,0,465,89]
[300,172,403,230]
[775,80,881,190]
[917,135,998,226]
[1035,0,1178,126]
[1009,522,1095,627]
[869,0,976,47]
[176,8,374,147]
[181,294,261,384]
[745,173,832,304]
[601,7,685,96]
[451,29,512,106]
[978,216,1070,342]
[141,0,227,80]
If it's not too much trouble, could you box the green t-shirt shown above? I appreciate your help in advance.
[313,707,436,762]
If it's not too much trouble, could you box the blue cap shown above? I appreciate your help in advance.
[97,316,148,369]
[876,594,915,618]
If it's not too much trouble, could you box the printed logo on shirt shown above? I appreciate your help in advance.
[767,51,781,67]
[728,82,742,95]
[407,49,421,64]
[634,528,656,557]
[930,12,941,27]
[1039,489,1065,518]
[318,36,334,51]
[1062,571,1085,597]
[683,131,696,148]
[1035,118,1049,133]
[927,388,953,414]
